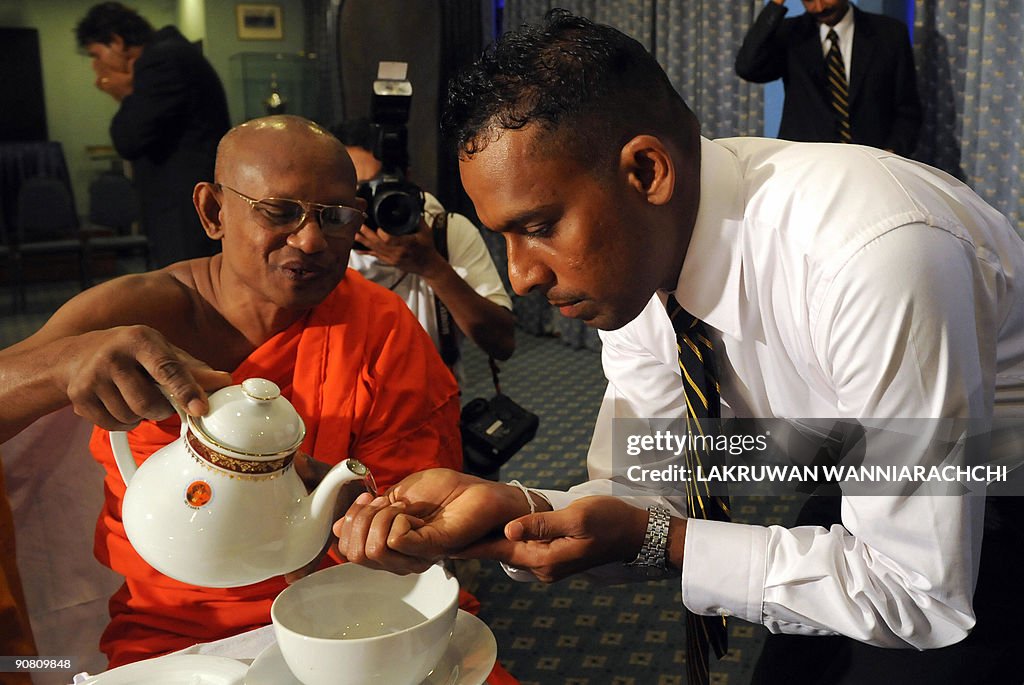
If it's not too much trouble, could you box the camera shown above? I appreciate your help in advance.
[356,62,424,238]
[461,394,540,475]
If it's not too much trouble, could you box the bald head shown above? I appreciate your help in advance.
[194,114,364,263]
[215,115,357,193]
[192,115,363,310]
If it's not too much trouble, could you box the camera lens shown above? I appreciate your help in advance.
[373,189,420,235]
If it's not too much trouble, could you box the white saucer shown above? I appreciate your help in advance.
[245,609,497,685]
[80,654,248,684]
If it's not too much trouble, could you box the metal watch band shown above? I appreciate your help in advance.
[626,506,671,571]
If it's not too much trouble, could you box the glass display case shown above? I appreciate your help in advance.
[229,52,320,122]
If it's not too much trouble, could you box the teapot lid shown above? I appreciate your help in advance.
[192,378,305,457]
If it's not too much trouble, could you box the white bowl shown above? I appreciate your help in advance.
[271,563,459,685]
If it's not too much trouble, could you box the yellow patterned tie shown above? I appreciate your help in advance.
[665,294,729,685]
[826,29,852,144]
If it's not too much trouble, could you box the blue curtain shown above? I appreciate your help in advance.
[504,1,763,138]
[914,0,1024,232]
[502,1,764,348]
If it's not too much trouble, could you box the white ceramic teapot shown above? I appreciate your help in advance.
[110,378,373,588]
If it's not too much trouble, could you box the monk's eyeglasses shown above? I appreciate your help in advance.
[217,184,366,238]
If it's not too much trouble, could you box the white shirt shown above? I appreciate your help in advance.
[536,137,1024,649]
[819,6,855,83]
[349,192,512,383]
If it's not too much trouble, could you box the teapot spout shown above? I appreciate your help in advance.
[309,458,374,524]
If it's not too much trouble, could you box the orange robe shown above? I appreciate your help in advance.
[0,459,37,685]
[89,273,463,665]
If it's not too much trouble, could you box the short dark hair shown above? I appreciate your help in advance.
[441,8,697,171]
[333,118,376,151]
[76,2,154,49]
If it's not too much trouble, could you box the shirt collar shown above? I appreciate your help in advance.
[819,4,854,45]
[668,138,745,340]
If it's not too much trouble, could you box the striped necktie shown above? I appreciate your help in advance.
[826,29,852,144]
[665,294,730,685]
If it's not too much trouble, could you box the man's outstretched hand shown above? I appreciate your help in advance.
[461,495,652,582]
[335,469,654,583]
[334,468,539,574]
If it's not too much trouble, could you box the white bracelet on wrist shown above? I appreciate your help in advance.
[505,481,536,511]
[507,479,536,514]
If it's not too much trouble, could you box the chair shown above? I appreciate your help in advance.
[13,176,88,311]
[0,220,17,314]
[83,172,150,278]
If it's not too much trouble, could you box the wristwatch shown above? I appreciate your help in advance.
[625,506,672,577]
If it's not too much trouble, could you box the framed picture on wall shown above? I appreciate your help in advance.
[236,4,283,40]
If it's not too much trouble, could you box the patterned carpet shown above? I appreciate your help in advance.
[458,333,801,685]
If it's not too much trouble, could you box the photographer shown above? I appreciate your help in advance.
[337,118,515,382]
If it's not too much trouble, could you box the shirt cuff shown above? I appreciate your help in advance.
[499,562,537,582]
[681,519,767,625]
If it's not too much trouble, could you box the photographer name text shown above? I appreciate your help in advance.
[626,463,1008,485]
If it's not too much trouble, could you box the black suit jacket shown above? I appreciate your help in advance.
[735,4,922,156]
[110,26,230,267]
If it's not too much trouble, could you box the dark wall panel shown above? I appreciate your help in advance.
[339,0,441,195]
[0,28,49,142]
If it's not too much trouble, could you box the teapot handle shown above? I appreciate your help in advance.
[110,386,189,485]
[110,431,138,485]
